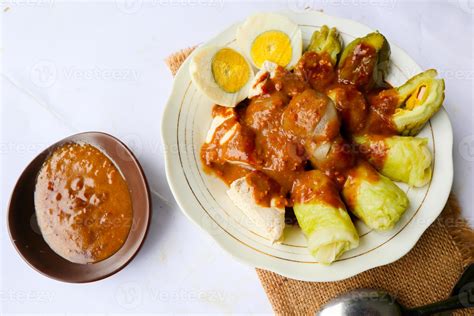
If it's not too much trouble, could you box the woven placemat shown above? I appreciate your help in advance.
[165,47,474,315]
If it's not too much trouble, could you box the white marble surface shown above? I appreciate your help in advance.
[0,0,472,314]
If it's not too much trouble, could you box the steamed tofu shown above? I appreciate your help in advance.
[227,174,285,242]
[248,61,279,98]
[204,107,256,168]
[205,107,237,144]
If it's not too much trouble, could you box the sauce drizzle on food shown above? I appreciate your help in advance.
[201,51,398,210]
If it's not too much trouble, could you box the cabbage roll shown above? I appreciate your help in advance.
[393,69,445,136]
[355,135,432,187]
[292,170,359,264]
[342,161,409,231]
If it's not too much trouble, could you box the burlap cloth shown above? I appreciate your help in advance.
[166,47,474,315]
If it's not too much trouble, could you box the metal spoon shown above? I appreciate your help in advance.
[317,264,474,316]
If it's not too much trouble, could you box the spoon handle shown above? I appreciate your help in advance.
[406,289,474,315]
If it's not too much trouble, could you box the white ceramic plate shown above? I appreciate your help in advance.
[162,11,453,281]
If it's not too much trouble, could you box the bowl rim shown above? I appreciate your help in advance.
[7,131,152,283]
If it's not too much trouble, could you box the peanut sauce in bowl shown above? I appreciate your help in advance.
[8,132,151,283]
[35,143,133,264]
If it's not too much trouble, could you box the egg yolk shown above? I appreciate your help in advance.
[405,83,429,110]
[211,48,250,93]
[250,30,292,68]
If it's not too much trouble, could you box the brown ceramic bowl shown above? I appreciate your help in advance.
[7,132,151,283]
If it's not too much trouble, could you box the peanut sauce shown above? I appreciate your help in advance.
[35,143,133,264]
[201,51,399,211]
[328,84,369,135]
[356,135,389,170]
[337,43,378,90]
[365,89,399,135]
[291,170,345,210]
[245,171,287,209]
[294,51,336,93]
[342,160,382,211]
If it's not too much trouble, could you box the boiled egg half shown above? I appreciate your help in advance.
[236,13,302,69]
[189,46,254,107]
